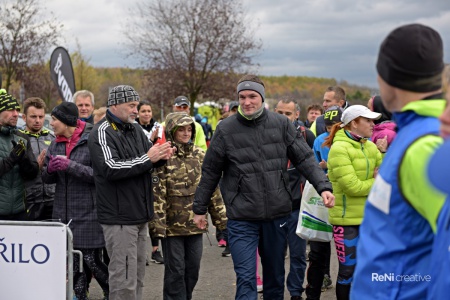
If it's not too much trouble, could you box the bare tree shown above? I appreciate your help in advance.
[0,0,62,91]
[125,0,261,112]
[21,62,59,110]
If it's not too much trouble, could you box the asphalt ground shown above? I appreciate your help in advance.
[88,226,338,300]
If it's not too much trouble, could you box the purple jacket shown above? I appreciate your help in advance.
[372,121,397,146]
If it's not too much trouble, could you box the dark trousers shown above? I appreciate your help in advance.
[27,201,53,221]
[305,241,331,300]
[161,234,203,300]
[73,248,109,300]
[228,216,289,300]
[333,225,359,300]
[85,247,110,292]
[286,209,307,297]
[150,237,160,247]
[215,228,229,242]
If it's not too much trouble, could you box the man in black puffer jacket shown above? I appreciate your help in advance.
[193,75,334,300]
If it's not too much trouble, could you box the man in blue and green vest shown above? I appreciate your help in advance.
[352,24,446,299]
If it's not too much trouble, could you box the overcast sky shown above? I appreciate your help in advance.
[44,0,450,88]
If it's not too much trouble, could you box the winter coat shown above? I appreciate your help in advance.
[371,121,396,145]
[0,127,38,216]
[327,129,382,225]
[151,112,226,237]
[88,111,166,225]
[193,109,332,220]
[20,128,55,205]
[42,122,104,249]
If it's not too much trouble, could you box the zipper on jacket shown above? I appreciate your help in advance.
[254,123,267,218]
[361,144,370,180]
[36,135,45,204]
[342,194,347,218]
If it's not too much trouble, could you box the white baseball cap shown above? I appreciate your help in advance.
[340,105,382,128]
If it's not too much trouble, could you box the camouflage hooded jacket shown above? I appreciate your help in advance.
[150,112,227,237]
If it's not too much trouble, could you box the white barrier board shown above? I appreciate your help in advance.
[0,224,67,299]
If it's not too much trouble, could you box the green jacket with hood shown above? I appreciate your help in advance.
[327,129,382,225]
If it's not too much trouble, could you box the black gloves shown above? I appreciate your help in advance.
[10,140,26,163]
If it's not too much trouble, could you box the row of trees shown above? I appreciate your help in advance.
[0,0,61,91]
[1,0,261,114]
[1,0,373,119]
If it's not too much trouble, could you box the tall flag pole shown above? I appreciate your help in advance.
[50,47,76,102]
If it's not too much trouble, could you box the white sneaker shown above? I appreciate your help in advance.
[257,284,263,293]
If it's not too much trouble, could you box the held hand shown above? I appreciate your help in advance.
[47,155,58,173]
[193,214,207,230]
[48,155,70,172]
[147,142,176,163]
[319,159,327,169]
[321,191,335,208]
[54,156,70,171]
[373,167,379,178]
[376,135,388,153]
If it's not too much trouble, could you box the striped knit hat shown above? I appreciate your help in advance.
[0,89,20,113]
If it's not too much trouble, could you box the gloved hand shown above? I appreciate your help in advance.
[52,155,70,172]
[10,140,26,163]
[47,155,70,173]
[47,155,58,173]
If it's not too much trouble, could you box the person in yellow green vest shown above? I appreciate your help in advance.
[161,96,207,151]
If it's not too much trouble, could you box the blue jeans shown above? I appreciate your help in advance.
[286,209,307,297]
[228,216,289,300]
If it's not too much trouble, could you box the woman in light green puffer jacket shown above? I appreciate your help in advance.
[322,105,383,300]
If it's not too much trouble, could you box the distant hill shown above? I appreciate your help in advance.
[260,75,377,120]
[6,65,377,121]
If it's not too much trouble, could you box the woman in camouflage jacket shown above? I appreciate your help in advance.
[151,112,227,300]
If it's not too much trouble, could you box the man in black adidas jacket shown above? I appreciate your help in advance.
[88,85,174,300]
[193,75,334,300]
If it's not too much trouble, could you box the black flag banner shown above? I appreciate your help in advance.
[50,47,76,102]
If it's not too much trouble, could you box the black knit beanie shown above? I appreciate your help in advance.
[372,96,392,124]
[52,102,78,127]
[377,24,444,93]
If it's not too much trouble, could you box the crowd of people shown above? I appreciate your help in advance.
[0,22,449,300]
